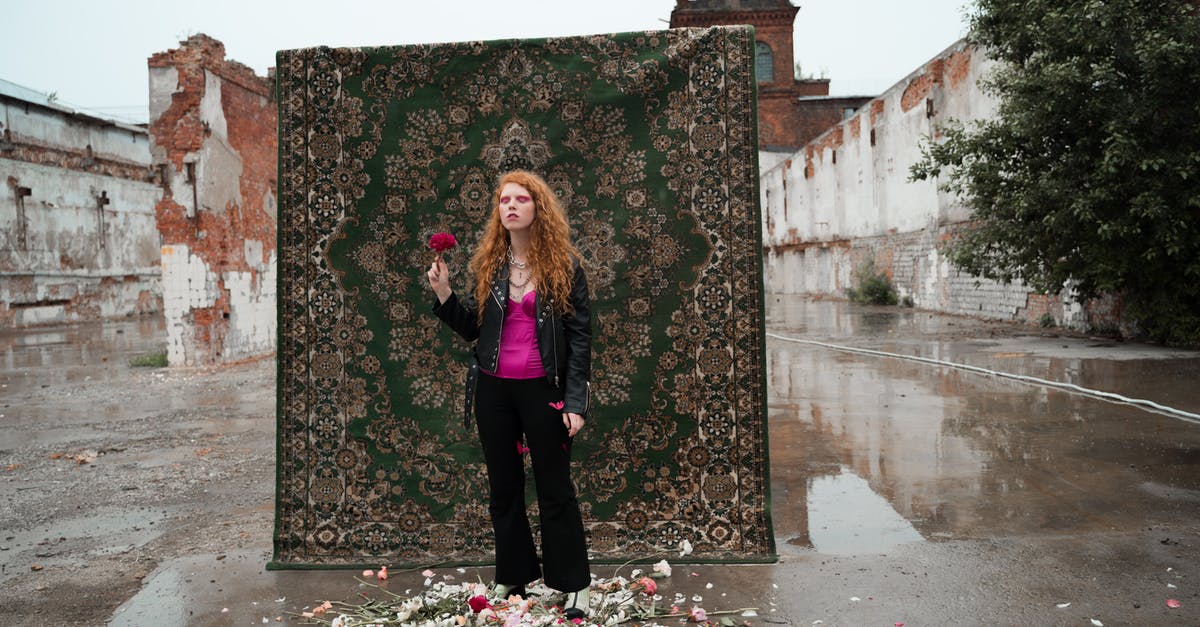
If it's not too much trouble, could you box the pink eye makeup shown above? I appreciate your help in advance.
[499,195,532,204]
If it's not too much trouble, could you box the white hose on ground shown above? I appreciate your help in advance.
[766,331,1200,425]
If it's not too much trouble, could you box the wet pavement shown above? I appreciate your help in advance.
[2,296,1199,625]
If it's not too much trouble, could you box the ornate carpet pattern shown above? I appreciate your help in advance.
[271,26,774,568]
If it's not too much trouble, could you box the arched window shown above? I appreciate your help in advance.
[755,41,774,83]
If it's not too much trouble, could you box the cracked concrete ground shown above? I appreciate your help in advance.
[2,295,1198,626]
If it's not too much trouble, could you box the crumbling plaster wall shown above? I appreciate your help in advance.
[148,35,277,366]
[761,41,1106,331]
[0,94,162,327]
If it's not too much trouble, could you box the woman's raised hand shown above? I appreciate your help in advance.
[427,257,452,304]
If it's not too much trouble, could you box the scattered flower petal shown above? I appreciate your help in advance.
[653,559,672,577]
[689,607,707,623]
[679,540,693,556]
[1090,620,1103,626]
[274,597,286,603]
[378,566,388,581]
[422,568,435,577]
[362,569,374,578]
[895,623,904,627]
[1167,583,1177,588]
[1056,603,1071,608]
[1167,599,1181,609]
[705,582,713,589]
[301,612,314,618]
[850,597,861,602]
[742,610,758,617]
[692,595,703,602]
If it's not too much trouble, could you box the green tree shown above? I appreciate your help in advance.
[911,0,1200,345]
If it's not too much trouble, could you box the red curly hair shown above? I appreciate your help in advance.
[469,170,581,321]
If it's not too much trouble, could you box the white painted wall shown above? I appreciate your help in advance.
[0,97,151,164]
[762,41,998,248]
[757,42,1089,328]
[0,96,162,326]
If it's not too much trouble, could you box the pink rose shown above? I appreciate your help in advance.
[634,576,657,595]
[428,232,458,253]
[690,607,707,623]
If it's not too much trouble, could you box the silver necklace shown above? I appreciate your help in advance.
[509,268,531,290]
[507,249,528,269]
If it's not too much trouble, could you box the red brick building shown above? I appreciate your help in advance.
[670,0,873,152]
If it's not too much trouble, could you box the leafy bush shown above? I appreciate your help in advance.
[910,0,1200,346]
[848,258,898,306]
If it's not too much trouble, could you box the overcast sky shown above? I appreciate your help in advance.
[1,0,971,125]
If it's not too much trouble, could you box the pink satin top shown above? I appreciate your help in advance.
[486,291,544,379]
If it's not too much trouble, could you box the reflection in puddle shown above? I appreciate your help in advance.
[804,467,923,555]
[768,296,1200,544]
[109,566,187,626]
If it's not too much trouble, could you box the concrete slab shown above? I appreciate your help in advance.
[1,297,1198,626]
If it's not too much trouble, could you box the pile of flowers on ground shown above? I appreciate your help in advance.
[295,544,756,626]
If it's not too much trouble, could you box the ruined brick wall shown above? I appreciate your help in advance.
[0,84,162,327]
[760,41,1125,333]
[147,35,277,366]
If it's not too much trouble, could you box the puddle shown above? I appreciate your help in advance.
[0,316,166,393]
[768,295,1200,545]
[0,506,168,575]
[803,467,924,555]
[109,565,188,626]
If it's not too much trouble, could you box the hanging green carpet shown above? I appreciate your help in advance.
[271,26,774,568]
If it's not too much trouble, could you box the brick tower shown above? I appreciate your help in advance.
[670,0,872,152]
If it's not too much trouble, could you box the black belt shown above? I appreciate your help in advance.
[463,360,479,431]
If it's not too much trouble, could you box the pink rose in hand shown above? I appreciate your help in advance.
[428,232,458,253]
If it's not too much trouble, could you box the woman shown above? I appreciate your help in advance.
[426,170,592,618]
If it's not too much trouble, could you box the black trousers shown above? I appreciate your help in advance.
[474,372,590,592]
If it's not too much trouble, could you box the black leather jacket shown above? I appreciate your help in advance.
[432,259,592,426]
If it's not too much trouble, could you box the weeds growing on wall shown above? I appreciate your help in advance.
[129,349,168,368]
[848,257,899,306]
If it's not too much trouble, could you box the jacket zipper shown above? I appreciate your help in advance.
[551,299,559,388]
[490,277,504,371]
